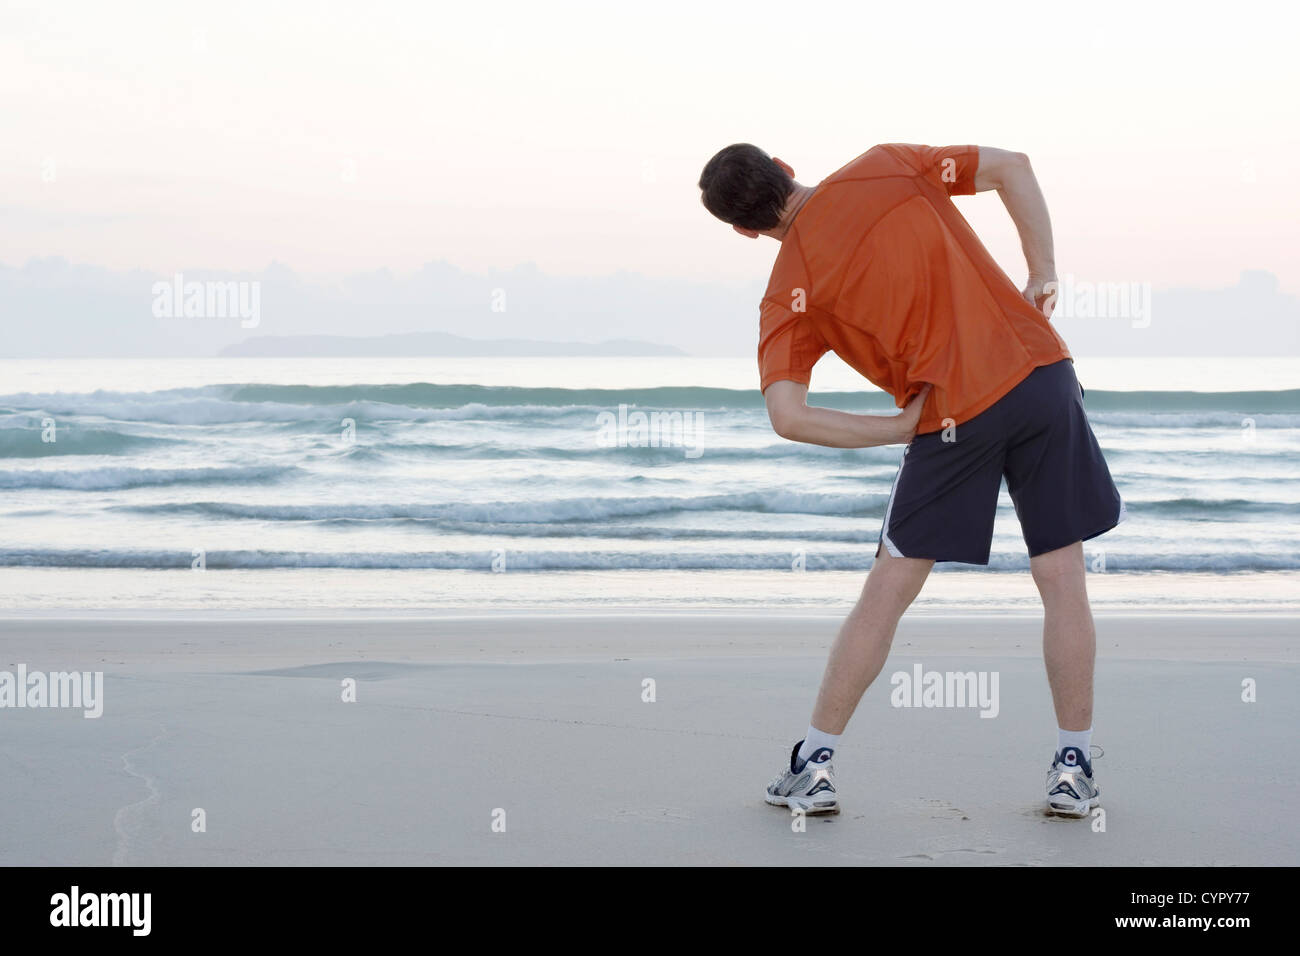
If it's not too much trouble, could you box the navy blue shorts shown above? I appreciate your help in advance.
[878,359,1125,564]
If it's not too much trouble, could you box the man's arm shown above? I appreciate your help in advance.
[973,146,1057,317]
[764,381,931,447]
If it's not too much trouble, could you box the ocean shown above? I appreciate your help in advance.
[1,355,1297,612]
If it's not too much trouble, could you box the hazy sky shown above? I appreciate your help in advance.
[2,0,1297,294]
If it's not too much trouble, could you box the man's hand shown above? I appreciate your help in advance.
[1022,274,1058,319]
[893,384,933,443]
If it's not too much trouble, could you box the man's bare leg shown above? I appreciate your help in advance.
[809,549,935,734]
[1031,541,1094,731]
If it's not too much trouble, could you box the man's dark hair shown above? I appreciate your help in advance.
[698,143,793,231]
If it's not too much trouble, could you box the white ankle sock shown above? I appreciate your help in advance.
[1058,726,1092,757]
[797,726,841,766]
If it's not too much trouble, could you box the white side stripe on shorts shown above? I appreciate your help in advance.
[880,444,909,558]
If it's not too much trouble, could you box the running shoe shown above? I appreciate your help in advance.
[1045,745,1101,817]
[765,740,840,814]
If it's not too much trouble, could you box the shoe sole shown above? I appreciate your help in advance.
[1045,795,1100,818]
[765,792,841,814]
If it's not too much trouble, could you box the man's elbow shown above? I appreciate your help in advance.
[768,407,803,441]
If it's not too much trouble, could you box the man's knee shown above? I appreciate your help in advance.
[1030,541,1086,598]
[869,547,934,580]
[863,548,933,613]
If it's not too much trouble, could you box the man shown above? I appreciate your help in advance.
[697,142,1124,817]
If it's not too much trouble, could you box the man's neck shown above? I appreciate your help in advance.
[769,183,817,241]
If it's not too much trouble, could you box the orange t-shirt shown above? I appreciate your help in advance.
[758,143,1071,434]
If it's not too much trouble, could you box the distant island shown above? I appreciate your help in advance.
[218,332,687,358]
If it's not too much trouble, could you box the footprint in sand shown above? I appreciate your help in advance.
[893,797,971,821]
[899,848,1000,861]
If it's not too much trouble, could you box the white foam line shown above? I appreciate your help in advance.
[111,722,168,867]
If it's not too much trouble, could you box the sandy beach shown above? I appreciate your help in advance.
[1,612,1294,866]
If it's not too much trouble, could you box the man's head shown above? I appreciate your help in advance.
[698,143,795,237]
